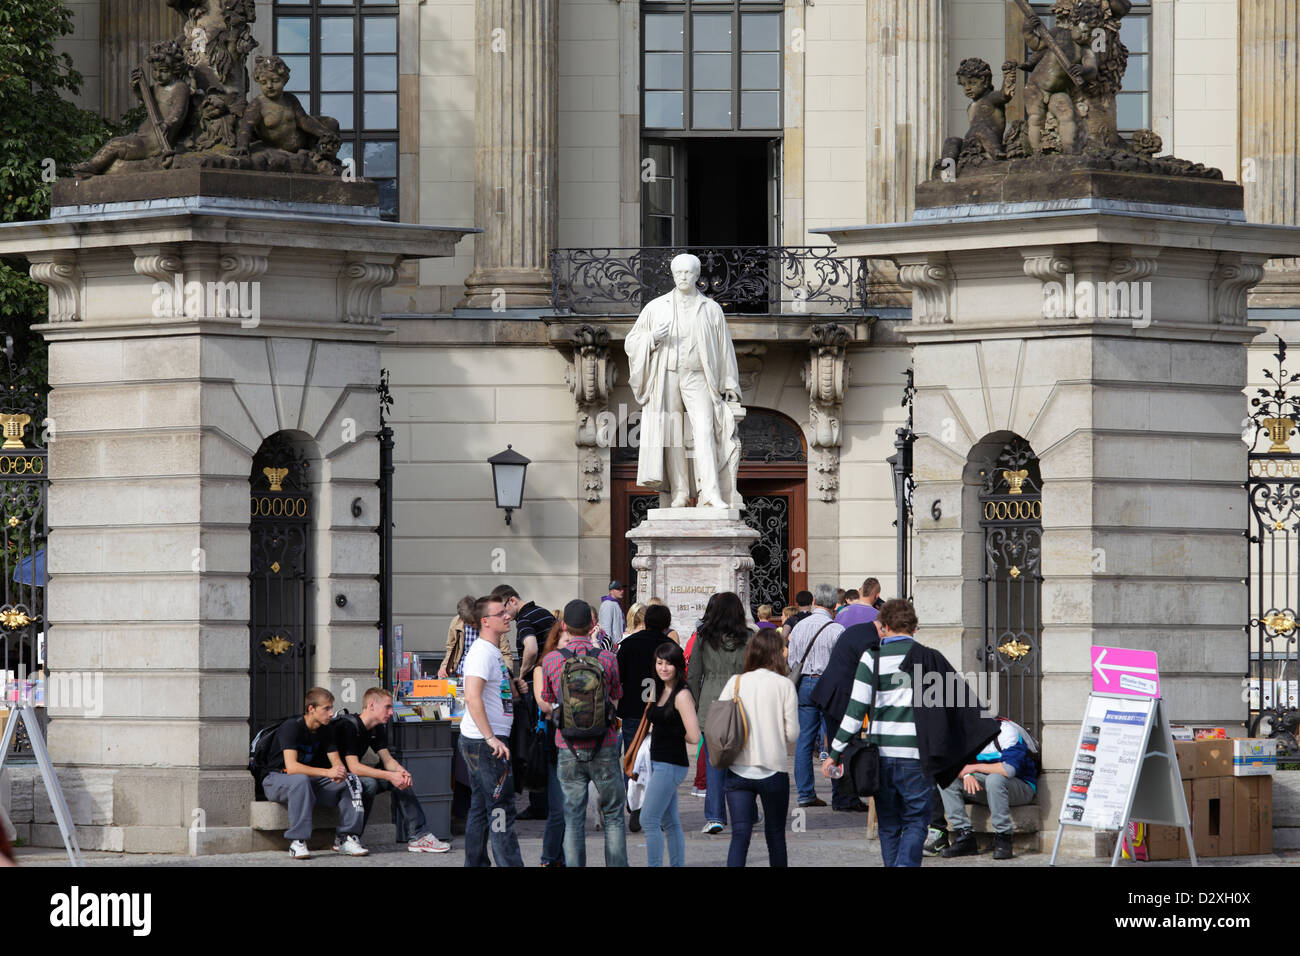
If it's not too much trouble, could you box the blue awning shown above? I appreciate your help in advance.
[13,549,45,587]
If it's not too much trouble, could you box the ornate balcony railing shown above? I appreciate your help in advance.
[550,246,866,315]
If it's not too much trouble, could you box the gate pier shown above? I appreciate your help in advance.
[823,188,1300,855]
[0,174,471,853]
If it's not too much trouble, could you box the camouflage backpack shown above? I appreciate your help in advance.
[556,646,612,757]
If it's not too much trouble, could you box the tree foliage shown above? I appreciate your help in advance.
[0,0,134,406]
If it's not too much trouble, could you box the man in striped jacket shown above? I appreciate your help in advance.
[821,598,938,867]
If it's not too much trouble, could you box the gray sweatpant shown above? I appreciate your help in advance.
[940,772,1035,836]
[263,772,364,841]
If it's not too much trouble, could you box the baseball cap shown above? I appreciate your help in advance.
[563,599,593,629]
[608,580,626,590]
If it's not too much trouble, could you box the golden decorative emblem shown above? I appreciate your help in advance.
[262,635,292,656]
[0,608,31,629]
[1002,469,1028,494]
[270,561,281,574]
[1263,611,1297,636]
[1009,565,1021,579]
[1276,520,1288,531]
[0,413,31,450]
[1262,417,1295,454]
[263,466,289,492]
[6,516,17,527]
[998,639,1031,660]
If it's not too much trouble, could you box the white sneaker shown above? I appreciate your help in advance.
[289,840,310,860]
[690,788,707,797]
[407,832,451,853]
[337,834,370,856]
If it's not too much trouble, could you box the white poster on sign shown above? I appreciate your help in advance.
[1059,694,1153,830]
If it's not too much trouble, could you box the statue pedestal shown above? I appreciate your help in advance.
[627,508,759,632]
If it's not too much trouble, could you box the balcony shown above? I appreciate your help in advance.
[550,246,867,316]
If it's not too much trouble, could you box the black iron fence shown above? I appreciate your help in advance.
[1246,338,1300,757]
[0,341,47,757]
[550,246,867,315]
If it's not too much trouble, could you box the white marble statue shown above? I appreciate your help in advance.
[625,254,743,509]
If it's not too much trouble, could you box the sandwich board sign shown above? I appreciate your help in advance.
[1050,648,1194,866]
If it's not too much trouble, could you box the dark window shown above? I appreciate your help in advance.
[642,0,783,134]
[273,0,400,219]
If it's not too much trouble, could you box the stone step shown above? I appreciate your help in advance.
[250,793,393,850]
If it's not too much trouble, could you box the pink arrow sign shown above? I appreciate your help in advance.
[1091,645,1160,697]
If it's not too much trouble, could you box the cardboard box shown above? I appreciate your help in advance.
[1191,777,1235,857]
[1231,738,1277,776]
[1175,739,1233,779]
[1144,823,1186,860]
[1230,775,1275,855]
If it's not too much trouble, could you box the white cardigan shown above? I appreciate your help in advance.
[717,669,799,776]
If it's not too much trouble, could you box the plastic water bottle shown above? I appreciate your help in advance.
[821,750,844,779]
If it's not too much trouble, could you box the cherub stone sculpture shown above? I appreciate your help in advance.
[237,55,336,171]
[937,57,1018,174]
[1019,0,1102,154]
[72,3,346,180]
[72,41,191,176]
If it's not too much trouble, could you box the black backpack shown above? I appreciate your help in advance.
[248,717,292,799]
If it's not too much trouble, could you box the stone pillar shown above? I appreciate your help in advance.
[1241,0,1300,306]
[864,0,946,307]
[823,180,1299,855]
[100,0,182,118]
[462,0,559,309]
[2,175,470,854]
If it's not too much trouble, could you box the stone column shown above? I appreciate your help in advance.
[863,0,947,306]
[1241,0,1300,306]
[99,0,182,118]
[462,0,559,309]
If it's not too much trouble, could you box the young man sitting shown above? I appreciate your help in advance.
[261,687,367,859]
[336,686,451,853]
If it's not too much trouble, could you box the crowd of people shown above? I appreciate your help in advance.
[256,576,1039,867]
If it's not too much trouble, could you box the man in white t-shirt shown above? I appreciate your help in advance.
[459,594,526,867]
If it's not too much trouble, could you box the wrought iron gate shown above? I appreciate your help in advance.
[978,437,1044,735]
[0,342,47,756]
[249,433,311,731]
[1246,338,1300,755]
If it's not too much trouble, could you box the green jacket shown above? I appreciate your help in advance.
[688,631,750,732]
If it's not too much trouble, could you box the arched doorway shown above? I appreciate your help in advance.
[611,407,808,621]
[248,432,312,731]
[976,435,1044,736]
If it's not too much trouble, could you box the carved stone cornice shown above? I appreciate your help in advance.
[219,247,272,283]
[340,256,399,324]
[1022,253,1073,284]
[131,245,184,283]
[564,324,616,502]
[1211,255,1267,325]
[896,257,953,324]
[28,253,81,323]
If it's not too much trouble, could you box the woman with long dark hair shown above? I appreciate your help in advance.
[717,628,798,866]
[638,641,700,866]
[685,591,750,833]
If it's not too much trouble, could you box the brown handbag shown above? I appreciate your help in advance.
[622,698,654,779]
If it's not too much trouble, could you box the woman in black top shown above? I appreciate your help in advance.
[639,642,700,867]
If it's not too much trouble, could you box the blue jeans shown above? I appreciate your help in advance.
[557,744,628,867]
[795,678,824,802]
[723,770,789,867]
[641,761,688,867]
[700,740,727,825]
[875,756,933,867]
[359,773,428,839]
[541,749,566,865]
[459,735,525,867]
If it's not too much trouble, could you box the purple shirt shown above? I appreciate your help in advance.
[835,603,878,628]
